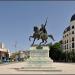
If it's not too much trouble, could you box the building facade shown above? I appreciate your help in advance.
[0,42,9,61]
[62,14,75,52]
[10,50,30,61]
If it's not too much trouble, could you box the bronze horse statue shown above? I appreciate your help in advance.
[29,18,54,46]
[29,26,54,46]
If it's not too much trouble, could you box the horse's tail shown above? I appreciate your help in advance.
[48,34,55,41]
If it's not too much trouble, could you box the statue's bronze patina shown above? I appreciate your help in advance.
[29,18,54,46]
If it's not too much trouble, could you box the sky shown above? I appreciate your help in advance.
[0,1,75,52]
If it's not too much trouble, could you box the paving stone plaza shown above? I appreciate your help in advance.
[0,46,75,74]
[0,62,75,74]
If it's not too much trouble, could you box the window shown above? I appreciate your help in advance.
[72,26,74,29]
[67,34,68,36]
[67,44,68,49]
[72,43,74,48]
[65,40,66,44]
[65,45,66,49]
[72,31,74,34]
[72,37,74,41]
[67,40,68,43]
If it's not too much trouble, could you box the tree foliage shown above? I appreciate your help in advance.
[49,41,66,62]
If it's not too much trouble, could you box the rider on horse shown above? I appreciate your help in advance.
[39,18,48,40]
[33,18,48,40]
[39,24,47,34]
[39,17,47,34]
[29,17,54,45]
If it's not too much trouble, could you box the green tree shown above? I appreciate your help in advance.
[49,41,64,62]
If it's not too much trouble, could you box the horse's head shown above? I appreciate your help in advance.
[33,26,39,33]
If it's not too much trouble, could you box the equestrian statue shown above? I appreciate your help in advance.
[29,17,55,46]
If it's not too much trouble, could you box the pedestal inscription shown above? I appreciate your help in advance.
[27,46,53,67]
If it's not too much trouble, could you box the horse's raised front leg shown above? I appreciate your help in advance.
[29,36,33,41]
[31,38,35,46]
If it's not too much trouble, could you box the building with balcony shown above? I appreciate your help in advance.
[62,14,75,52]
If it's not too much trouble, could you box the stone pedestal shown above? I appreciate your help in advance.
[27,46,53,68]
[17,45,61,73]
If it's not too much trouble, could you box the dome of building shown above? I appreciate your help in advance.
[70,14,75,22]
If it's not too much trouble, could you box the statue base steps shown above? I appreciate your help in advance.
[16,46,61,73]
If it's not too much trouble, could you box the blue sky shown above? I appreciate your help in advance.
[0,1,75,52]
